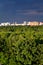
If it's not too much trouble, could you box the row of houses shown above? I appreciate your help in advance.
[0,21,43,26]
[28,21,43,26]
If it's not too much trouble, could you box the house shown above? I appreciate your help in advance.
[39,22,43,25]
[28,21,39,26]
[11,23,15,26]
[27,21,30,25]
[14,21,27,26]
[1,22,10,26]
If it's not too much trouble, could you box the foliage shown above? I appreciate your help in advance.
[0,26,43,65]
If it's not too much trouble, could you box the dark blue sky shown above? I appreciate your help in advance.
[0,0,43,23]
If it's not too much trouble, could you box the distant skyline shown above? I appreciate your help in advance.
[0,0,43,23]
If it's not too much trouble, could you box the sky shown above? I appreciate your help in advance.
[0,0,43,23]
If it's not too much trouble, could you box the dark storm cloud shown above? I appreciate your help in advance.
[0,0,43,22]
[16,0,43,13]
[15,0,43,22]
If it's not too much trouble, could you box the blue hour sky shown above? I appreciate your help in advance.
[0,0,43,23]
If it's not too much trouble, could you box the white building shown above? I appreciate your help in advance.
[14,21,27,26]
[27,21,30,25]
[11,23,15,26]
[39,22,43,25]
[1,22,10,26]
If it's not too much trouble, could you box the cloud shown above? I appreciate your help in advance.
[16,10,43,15]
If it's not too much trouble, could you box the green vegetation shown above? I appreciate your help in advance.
[0,26,43,65]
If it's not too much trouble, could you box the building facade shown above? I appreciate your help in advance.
[39,22,43,25]
[28,21,39,26]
